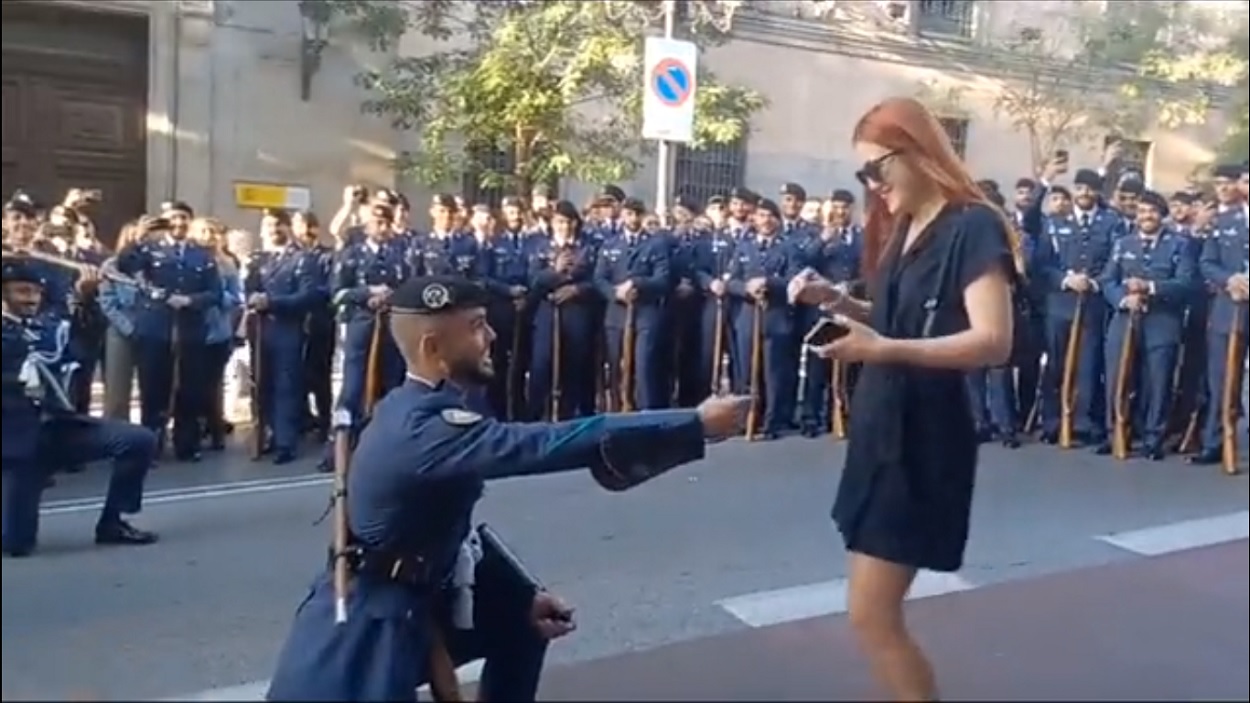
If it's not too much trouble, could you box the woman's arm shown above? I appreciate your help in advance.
[877,266,1013,370]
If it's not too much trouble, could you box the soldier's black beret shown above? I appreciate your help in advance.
[728,187,754,203]
[1116,177,1144,195]
[390,275,490,315]
[1138,190,1167,216]
[620,198,647,215]
[779,182,806,200]
[1050,185,1071,199]
[600,185,626,203]
[552,200,580,222]
[1169,191,1196,205]
[431,193,457,210]
[1213,163,1242,180]
[673,195,700,213]
[756,198,780,218]
[1,255,44,286]
[1073,169,1103,189]
[139,215,172,233]
[829,189,855,204]
[161,200,194,216]
[3,198,37,218]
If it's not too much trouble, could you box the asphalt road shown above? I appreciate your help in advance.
[2,434,1247,701]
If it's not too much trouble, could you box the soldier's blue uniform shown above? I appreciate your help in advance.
[333,234,408,428]
[727,200,800,439]
[795,223,861,436]
[476,222,536,420]
[245,242,319,461]
[1035,169,1118,444]
[593,199,671,410]
[665,198,710,408]
[696,225,739,395]
[302,241,338,439]
[1097,192,1196,458]
[1193,196,1249,464]
[1164,195,1209,445]
[2,257,158,557]
[67,242,109,416]
[777,183,818,425]
[527,223,599,420]
[266,276,711,702]
[114,219,222,459]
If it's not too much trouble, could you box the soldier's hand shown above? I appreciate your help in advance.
[367,285,391,296]
[676,280,694,297]
[167,294,191,309]
[366,295,385,310]
[552,285,577,304]
[745,277,767,298]
[696,394,750,438]
[1071,274,1091,293]
[509,285,527,298]
[249,293,270,310]
[1126,278,1148,295]
[709,279,726,297]
[530,591,576,641]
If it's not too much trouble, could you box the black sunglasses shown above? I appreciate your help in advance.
[855,150,901,187]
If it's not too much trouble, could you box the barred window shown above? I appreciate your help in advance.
[915,0,975,39]
[462,143,514,210]
[1102,136,1152,190]
[673,139,747,208]
[938,117,969,159]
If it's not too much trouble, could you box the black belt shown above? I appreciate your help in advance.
[329,545,433,588]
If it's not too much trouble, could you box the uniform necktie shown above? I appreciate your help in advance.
[1079,213,1090,229]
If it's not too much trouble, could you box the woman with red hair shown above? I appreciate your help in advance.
[790,97,1016,700]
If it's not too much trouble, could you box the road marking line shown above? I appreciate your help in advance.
[1095,511,1250,556]
[716,571,975,628]
[40,476,330,516]
[162,660,484,701]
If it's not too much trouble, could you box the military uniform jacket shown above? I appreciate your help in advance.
[1099,231,1196,348]
[332,238,408,324]
[1,313,88,463]
[1200,208,1250,334]
[1038,208,1119,320]
[114,239,222,343]
[244,245,319,327]
[593,230,671,328]
[726,235,800,335]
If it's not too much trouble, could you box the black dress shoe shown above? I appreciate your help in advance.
[800,426,821,438]
[2,544,35,558]
[1040,431,1058,445]
[1187,450,1221,466]
[1094,442,1113,455]
[1145,447,1166,461]
[174,451,202,463]
[95,520,158,546]
[1001,436,1021,449]
[273,450,296,465]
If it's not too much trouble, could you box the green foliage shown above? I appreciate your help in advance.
[313,0,766,195]
[990,3,1248,174]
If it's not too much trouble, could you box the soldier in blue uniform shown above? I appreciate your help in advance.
[114,206,222,462]
[412,195,478,278]
[697,199,739,395]
[795,190,862,437]
[294,211,337,441]
[528,201,599,420]
[1096,191,1196,459]
[476,196,536,420]
[594,197,671,410]
[778,183,817,240]
[1036,168,1118,446]
[265,275,746,702]
[664,195,708,408]
[2,254,158,557]
[1165,191,1211,450]
[1190,163,1249,465]
[728,198,801,439]
[333,202,408,438]
[245,209,319,463]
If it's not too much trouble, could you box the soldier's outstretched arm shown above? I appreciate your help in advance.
[419,409,708,484]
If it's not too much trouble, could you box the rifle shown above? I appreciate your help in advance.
[1059,293,1085,448]
[746,299,765,441]
[620,302,636,413]
[363,312,384,417]
[1221,307,1244,475]
[551,302,563,421]
[710,295,725,395]
[330,408,352,624]
[506,314,522,422]
[249,314,264,460]
[1112,309,1140,460]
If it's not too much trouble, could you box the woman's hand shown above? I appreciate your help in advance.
[788,268,844,307]
[814,314,889,364]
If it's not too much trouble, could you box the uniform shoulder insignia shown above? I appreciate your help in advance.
[441,408,483,426]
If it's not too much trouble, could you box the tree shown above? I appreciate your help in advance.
[307,0,766,197]
[912,77,970,120]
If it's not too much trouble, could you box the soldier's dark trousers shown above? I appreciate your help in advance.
[1104,319,1178,449]
[669,298,706,408]
[260,322,308,454]
[701,297,735,395]
[337,319,403,423]
[1199,332,1248,452]
[529,303,596,420]
[1042,311,1106,441]
[2,419,155,552]
[733,327,790,435]
[304,324,336,434]
[801,350,832,433]
[488,306,530,421]
[604,323,665,410]
[965,368,1018,436]
[204,341,234,447]
[135,337,210,455]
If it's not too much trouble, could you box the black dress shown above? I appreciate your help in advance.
[833,203,1014,572]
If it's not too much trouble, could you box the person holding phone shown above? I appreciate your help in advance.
[788,97,1015,702]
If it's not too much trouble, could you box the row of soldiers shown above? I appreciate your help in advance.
[3,159,1247,476]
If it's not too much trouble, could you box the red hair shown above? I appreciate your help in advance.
[852,97,1007,284]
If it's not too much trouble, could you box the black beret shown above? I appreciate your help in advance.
[431,193,457,210]
[976,179,1000,193]
[780,182,807,200]
[728,187,753,203]
[161,200,194,217]
[390,275,490,315]
[620,198,647,215]
[1169,191,1196,205]
[600,185,626,203]
[1049,185,1072,199]
[139,215,172,233]
[755,198,780,219]
[829,189,855,204]
[1213,163,1242,180]
[1138,190,1168,216]
[373,189,401,207]
[552,200,580,221]
[4,198,37,218]
[1073,169,1103,190]
[1116,177,1144,195]
[1,255,44,286]
[673,195,700,213]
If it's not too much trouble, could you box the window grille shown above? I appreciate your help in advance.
[938,117,970,159]
[672,139,747,208]
[915,0,974,38]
